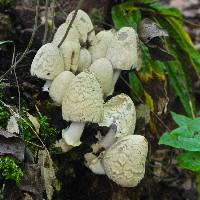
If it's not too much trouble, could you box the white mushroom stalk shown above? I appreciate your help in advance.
[62,122,85,146]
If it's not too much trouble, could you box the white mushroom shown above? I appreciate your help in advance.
[98,94,136,150]
[106,27,138,89]
[77,48,92,72]
[49,71,75,105]
[89,29,115,62]
[62,72,104,147]
[66,9,95,45]
[52,22,80,45]
[30,43,64,80]
[89,58,113,97]
[58,40,80,72]
[85,135,148,187]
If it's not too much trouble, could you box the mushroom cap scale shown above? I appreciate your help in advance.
[62,72,104,123]
[99,93,136,138]
[49,71,75,105]
[102,135,148,187]
[66,9,95,44]
[89,58,113,96]
[30,43,64,80]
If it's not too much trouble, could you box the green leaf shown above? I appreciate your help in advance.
[159,114,200,151]
[158,17,200,75]
[149,2,183,19]
[171,112,192,126]
[177,151,200,172]
[0,40,13,45]
[164,42,196,117]
[129,71,144,101]
[112,3,141,29]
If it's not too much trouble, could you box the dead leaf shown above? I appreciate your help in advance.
[139,18,174,61]
[138,18,168,44]
[0,129,25,161]
[19,164,44,199]
[6,116,19,134]
[38,150,59,200]
[27,113,40,133]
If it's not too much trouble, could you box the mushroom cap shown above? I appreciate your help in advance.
[58,40,80,72]
[30,43,64,80]
[49,71,75,105]
[66,9,95,44]
[62,72,104,123]
[99,93,136,137]
[77,48,92,72]
[89,58,113,96]
[102,135,148,187]
[52,22,80,45]
[106,27,138,70]
[89,29,115,62]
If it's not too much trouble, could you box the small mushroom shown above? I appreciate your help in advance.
[89,29,115,62]
[98,93,136,149]
[62,72,104,147]
[77,48,92,72]
[89,58,113,97]
[59,40,80,72]
[52,22,80,45]
[106,27,138,89]
[66,9,95,45]
[85,135,148,187]
[49,71,75,105]
[30,43,64,80]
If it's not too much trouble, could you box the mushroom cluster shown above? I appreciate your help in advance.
[30,9,148,188]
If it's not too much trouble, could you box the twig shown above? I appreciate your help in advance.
[58,0,84,48]
[0,0,40,82]
[48,0,56,42]
[42,0,49,44]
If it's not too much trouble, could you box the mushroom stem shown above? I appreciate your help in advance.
[90,159,105,175]
[42,80,53,92]
[99,127,116,149]
[62,122,85,147]
[112,69,121,89]
[85,153,105,175]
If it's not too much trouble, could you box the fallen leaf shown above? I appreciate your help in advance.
[38,150,59,200]
[6,116,19,134]
[27,113,40,133]
[0,129,25,161]
[19,164,44,199]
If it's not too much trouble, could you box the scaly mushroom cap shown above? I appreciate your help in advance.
[106,27,138,70]
[102,135,148,187]
[66,9,95,45]
[62,72,104,123]
[77,48,92,72]
[30,43,64,80]
[52,22,80,45]
[89,29,115,62]
[99,94,136,138]
[89,58,113,96]
[58,40,80,72]
[49,71,75,105]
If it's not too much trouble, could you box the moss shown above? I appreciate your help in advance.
[0,156,23,184]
